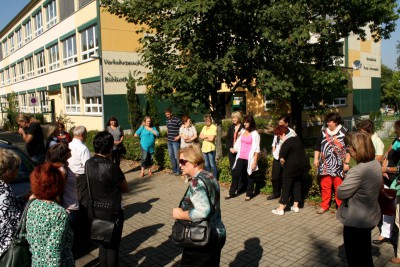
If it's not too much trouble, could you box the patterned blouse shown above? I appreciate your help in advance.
[180,170,226,238]
[26,200,74,267]
[0,181,23,257]
[315,125,348,178]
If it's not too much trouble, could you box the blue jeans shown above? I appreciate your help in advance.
[203,151,218,180]
[168,141,181,174]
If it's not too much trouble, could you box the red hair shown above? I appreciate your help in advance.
[274,125,289,136]
[30,163,64,200]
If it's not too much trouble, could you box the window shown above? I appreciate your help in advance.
[46,0,57,29]
[84,97,102,114]
[60,0,75,21]
[19,94,28,113]
[48,44,60,71]
[263,96,276,112]
[4,41,8,57]
[5,69,10,84]
[36,51,46,75]
[62,35,77,66]
[11,65,17,83]
[16,29,22,48]
[80,25,98,61]
[9,35,14,53]
[39,91,49,112]
[26,56,34,78]
[33,11,43,37]
[0,71,4,86]
[18,61,25,80]
[329,97,347,108]
[65,85,80,113]
[24,20,32,43]
[27,92,37,113]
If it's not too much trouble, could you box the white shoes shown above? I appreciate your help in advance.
[272,209,284,215]
[291,206,300,213]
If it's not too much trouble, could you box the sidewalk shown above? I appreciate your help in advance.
[76,168,394,267]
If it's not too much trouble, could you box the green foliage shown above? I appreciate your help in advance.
[126,72,143,131]
[145,89,160,129]
[153,139,171,168]
[56,112,75,130]
[30,113,45,124]
[123,135,142,161]
[85,130,99,152]
[369,111,384,131]
[2,92,19,132]
[381,65,400,105]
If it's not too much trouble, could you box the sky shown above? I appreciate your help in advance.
[0,0,399,70]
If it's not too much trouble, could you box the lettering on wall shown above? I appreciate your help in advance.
[103,59,141,66]
[105,76,128,83]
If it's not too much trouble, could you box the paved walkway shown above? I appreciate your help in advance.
[0,131,396,266]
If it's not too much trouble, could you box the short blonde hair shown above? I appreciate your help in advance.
[0,148,21,182]
[179,144,204,168]
[16,114,30,123]
[345,132,375,163]
[231,111,243,123]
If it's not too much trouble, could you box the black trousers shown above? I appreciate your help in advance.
[229,159,255,197]
[111,149,122,167]
[280,175,302,205]
[343,226,374,267]
[271,159,282,196]
[229,152,247,192]
[181,231,226,267]
[98,210,125,267]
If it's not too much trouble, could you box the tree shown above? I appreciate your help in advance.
[397,40,400,69]
[2,92,19,132]
[381,64,396,104]
[126,72,143,131]
[103,0,398,142]
[145,88,160,129]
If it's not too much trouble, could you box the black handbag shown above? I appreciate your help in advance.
[86,163,116,243]
[0,199,34,267]
[171,176,214,248]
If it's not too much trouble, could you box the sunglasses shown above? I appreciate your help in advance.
[179,159,189,165]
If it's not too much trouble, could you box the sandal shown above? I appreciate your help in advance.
[140,172,145,177]
[148,170,153,176]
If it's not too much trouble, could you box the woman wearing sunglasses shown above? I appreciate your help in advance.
[172,144,226,266]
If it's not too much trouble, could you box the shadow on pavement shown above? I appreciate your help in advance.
[229,237,263,266]
[124,198,160,221]
[311,234,347,266]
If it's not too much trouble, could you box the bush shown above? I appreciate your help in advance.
[154,138,171,169]
[123,135,141,161]
[85,130,99,152]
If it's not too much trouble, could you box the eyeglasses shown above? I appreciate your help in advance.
[179,159,189,165]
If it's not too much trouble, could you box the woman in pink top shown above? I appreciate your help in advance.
[226,115,260,201]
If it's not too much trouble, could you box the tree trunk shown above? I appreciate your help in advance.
[290,93,303,138]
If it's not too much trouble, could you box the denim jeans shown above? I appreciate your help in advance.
[203,150,218,180]
[168,141,181,174]
[140,146,153,168]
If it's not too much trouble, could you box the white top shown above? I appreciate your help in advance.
[233,130,260,175]
[68,138,91,175]
[271,127,296,160]
[371,133,384,156]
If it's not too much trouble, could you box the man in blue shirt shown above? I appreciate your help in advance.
[165,108,182,175]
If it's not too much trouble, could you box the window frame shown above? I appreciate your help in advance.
[3,41,8,57]
[16,29,22,48]
[65,85,81,114]
[48,44,60,71]
[33,11,43,37]
[26,56,34,78]
[80,25,98,62]
[18,61,25,80]
[24,20,32,43]
[39,91,49,112]
[0,71,4,86]
[46,0,57,29]
[35,51,46,75]
[328,97,347,108]
[9,35,14,54]
[84,96,102,114]
[19,93,28,113]
[11,65,17,83]
[6,69,10,84]
[62,35,78,66]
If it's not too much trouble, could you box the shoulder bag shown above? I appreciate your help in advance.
[86,163,116,243]
[171,176,214,248]
[0,199,35,267]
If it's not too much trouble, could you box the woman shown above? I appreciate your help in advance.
[179,115,198,148]
[172,144,226,266]
[314,112,350,214]
[226,115,260,201]
[45,123,60,149]
[135,116,159,177]
[358,119,389,245]
[26,163,74,266]
[271,125,309,215]
[0,148,23,258]
[57,122,72,143]
[45,143,80,258]
[337,132,381,267]
[199,114,218,179]
[226,111,245,190]
[106,116,125,167]
[85,131,129,267]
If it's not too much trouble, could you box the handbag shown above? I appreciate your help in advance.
[0,199,34,267]
[85,163,116,243]
[378,185,396,216]
[171,176,214,248]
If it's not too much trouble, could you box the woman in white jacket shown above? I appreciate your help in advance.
[225,115,260,201]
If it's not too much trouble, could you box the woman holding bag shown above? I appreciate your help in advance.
[172,144,226,266]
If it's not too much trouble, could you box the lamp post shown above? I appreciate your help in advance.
[90,53,105,129]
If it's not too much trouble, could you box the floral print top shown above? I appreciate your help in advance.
[180,170,226,238]
[0,180,23,257]
[26,200,74,267]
